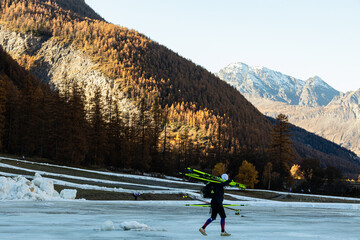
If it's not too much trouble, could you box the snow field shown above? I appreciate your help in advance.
[1,156,360,239]
[0,201,359,240]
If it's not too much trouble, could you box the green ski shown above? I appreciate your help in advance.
[180,167,246,189]
[187,199,244,216]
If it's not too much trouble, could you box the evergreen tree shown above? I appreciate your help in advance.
[67,82,87,165]
[32,85,48,157]
[105,94,123,168]
[268,113,294,188]
[300,158,324,192]
[2,79,20,153]
[55,81,72,162]
[149,97,162,172]
[43,90,62,159]
[18,78,37,155]
[262,162,273,190]
[133,97,152,171]
[87,86,107,166]
[0,77,7,150]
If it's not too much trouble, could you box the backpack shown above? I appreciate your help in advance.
[201,182,215,198]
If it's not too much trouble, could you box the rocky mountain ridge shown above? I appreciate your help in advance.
[217,62,360,156]
[216,62,339,107]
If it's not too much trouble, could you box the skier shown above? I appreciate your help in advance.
[199,173,232,236]
[133,192,140,200]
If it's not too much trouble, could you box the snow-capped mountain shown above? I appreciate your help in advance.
[217,62,360,156]
[216,62,339,107]
[299,76,340,107]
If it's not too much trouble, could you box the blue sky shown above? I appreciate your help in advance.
[85,0,360,92]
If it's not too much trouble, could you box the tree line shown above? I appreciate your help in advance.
[0,45,265,176]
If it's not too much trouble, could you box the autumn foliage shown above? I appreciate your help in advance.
[0,0,273,171]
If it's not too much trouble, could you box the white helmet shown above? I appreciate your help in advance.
[221,174,229,181]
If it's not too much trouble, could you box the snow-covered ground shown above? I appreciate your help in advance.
[0,200,360,240]
[1,156,360,239]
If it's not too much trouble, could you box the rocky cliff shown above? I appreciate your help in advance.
[0,25,137,115]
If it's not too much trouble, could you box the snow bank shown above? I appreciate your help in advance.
[0,173,77,200]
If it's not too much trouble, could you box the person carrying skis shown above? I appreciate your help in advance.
[199,173,232,236]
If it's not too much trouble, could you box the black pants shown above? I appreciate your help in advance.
[211,201,226,219]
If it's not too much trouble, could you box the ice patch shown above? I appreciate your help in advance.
[0,173,76,200]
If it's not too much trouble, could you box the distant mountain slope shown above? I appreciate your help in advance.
[217,62,306,105]
[217,62,339,107]
[267,117,359,172]
[0,0,359,177]
[217,62,360,156]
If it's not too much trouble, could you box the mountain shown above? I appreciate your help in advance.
[217,62,360,156]
[0,0,273,156]
[0,0,359,178]
[217,62,339,107]
[217,62,305,105]
[299,76,340,107]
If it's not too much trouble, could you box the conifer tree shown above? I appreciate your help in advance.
[0,77,7,150]
[2,79,20,153]
[87,86,107,166]
[55,81,72,162]
[106,98,126,168]
[67,82,87,165]
[300,158,324,192]
[268,114,294,188]
[131,97,151,171]
[18,78,36,155]
[149,97,162,172]
[43,90,62,159]
[262,162,273,190]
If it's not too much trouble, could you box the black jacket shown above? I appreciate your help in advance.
[211,179,231,204]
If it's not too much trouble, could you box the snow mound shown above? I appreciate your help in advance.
[60,189,77,200]
[0,173,77,200]
[120,221,166,232]
[121,221,151,231]
[101,220,115,231]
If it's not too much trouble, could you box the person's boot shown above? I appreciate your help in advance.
[199,227,207,236]
[221,231,231,236]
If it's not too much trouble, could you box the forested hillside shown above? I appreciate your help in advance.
[0,0,272,165]
[0,44,166,171]
[0,0,359,181]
